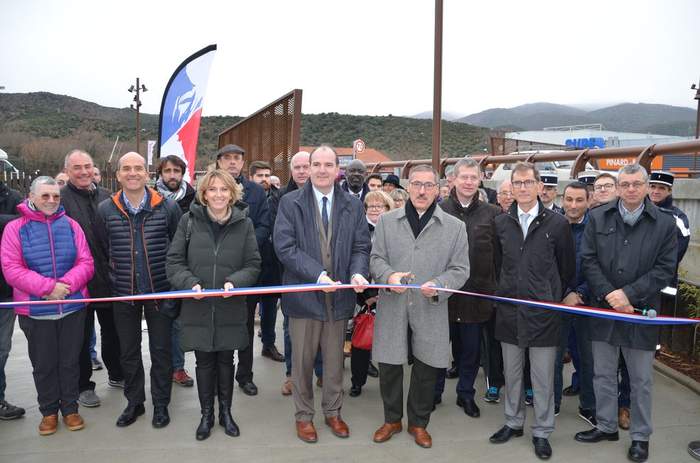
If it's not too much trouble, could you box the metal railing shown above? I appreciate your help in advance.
[365,139,700,179]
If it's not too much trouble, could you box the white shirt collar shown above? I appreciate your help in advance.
[312,185,334,211]
[517,202,539,217]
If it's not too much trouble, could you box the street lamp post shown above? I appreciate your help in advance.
[128,78,147,154]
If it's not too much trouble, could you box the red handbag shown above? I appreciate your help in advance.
[351,311,375,350]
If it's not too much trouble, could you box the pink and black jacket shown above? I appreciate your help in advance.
[0,201,94,317]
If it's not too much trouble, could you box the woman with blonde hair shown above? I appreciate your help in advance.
[167,170,261,441]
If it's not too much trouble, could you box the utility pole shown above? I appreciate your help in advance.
[691,78,700,171]
[432,0,443,173]
[128,78,147,154]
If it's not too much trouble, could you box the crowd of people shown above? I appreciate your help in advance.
[0,144,694,462]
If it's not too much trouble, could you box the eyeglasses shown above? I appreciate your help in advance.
[497,192,513,198]
[366,204,388,210]
[594,183,616,191]
[512,180,537,189]
[618,181,646,190]
[409,181,437,190]
[40,194,61,201]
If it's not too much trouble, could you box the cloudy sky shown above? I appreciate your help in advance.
[2,0,699,118]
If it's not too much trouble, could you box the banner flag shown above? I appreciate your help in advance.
[157,44,217,182]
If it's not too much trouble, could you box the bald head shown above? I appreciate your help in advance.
[118,152,146,170]
[290,150,311,187]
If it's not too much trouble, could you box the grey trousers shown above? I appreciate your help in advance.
[502,342,556,438]
[592,341,654,441]
[289,315,346,422]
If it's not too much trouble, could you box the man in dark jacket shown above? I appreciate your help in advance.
[489,162,575,461]
[155,155,195,388]
[340,159,370,202]
[216,144,271,396]
[97,152,182,429]
[274,145,370,443]
[0,181,24,420]
[248,160,284,362]
[269,151,323,395]
[575,164,677,463]
[61,150,123,409]
[436,158,500,419]
[540,174,565,214]
[554,182,596,426]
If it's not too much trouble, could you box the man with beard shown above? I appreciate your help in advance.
[155,155,196,388]
[248,160,284,362]
[216,144,271,396]
[341,159,370,202]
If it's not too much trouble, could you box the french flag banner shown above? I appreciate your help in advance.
[157,44,217,182]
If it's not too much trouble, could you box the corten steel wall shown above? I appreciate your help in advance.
[218,89,302,184]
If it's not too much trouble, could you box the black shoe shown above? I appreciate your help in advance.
[563,385,580,396]
[431,395,442,411]
[196,409,215,441]
[261,345,285,362]
[116,403,145,427]
[349,385,362,397]
[574,428,619,443]
[219,402,240,437]
[555,404,560,416]
[152,406,170,428]
[367,362,379,378]
[577,407,597,427]
[533,437,552,460]
[239,381,258,396]
[446,366,458,379]
[489,425,524,444]
[457,397,480,418]
[628,440,649,462]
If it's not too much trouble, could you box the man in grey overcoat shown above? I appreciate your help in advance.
[370,165,469,449]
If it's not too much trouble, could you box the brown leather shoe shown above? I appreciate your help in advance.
[408,425,432,448]
[39,414,58,436]
[63,413,85,431]
[373,422,403,443]
[296,420,318,443]
[281,378,293,396]
[325,416,349,438]
[618,407,630,430]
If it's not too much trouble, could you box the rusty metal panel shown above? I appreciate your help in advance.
[218,89,301,183]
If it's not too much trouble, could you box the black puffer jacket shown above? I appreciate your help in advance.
[97,188,182,297]
[440,189,501,323]
[61,182,112,297]
[167,203,261,352]
[494,200,576,347]
[0,182,22,299]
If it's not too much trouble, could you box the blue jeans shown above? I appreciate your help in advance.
[0,308,15,401]
[171,319,185,370]
[555,315,595,410]
[283,314,322,377]
[259,295,279,348]
[89,324,97,360]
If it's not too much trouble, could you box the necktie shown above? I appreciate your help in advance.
[520,212,530,238]
[322,196,329,234]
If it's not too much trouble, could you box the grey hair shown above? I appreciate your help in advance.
[617,163,649,182]
[30,176,58,194]
[290,150,310,167]
[408,165,439,184]
[444,166,455,178]
[453,157,482,177]
[64,149,93,169]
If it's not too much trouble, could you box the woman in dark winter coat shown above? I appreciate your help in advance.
[166,170,261,441]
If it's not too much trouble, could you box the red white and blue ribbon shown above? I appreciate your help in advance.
[1,283,698,326]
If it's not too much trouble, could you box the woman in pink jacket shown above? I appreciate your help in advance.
[0,176,94,436]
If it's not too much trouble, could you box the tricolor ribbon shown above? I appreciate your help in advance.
[1,283,698,326]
